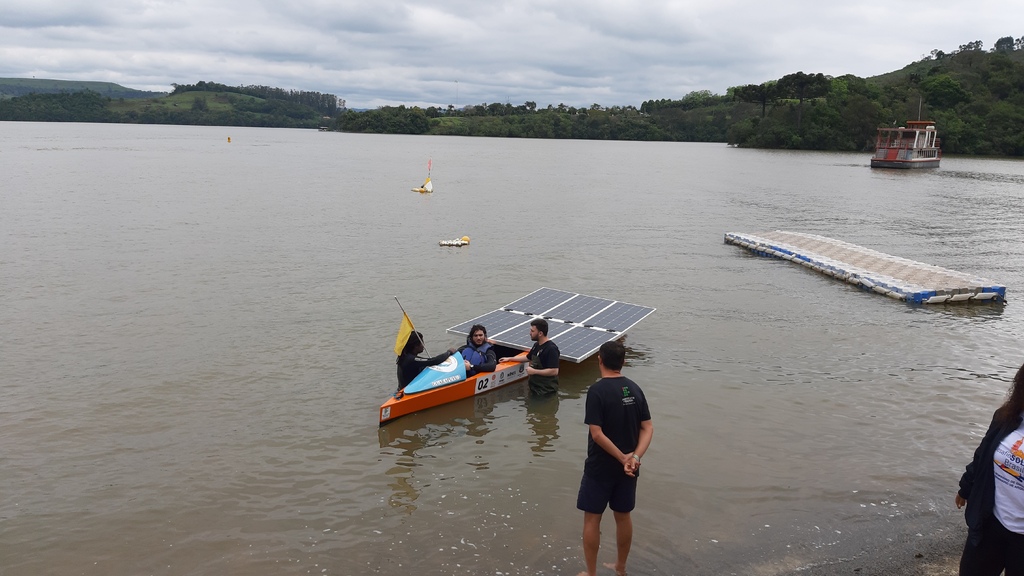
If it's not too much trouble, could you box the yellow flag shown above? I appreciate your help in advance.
[394,312,415,355]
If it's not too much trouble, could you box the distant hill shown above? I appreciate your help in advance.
[868,47,1024,86]
[0,78,167,99]
[0,82,339,129]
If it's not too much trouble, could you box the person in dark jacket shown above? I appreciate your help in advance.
[457,324,497,376]
[956,361,1024,576]
[395,331,455,391]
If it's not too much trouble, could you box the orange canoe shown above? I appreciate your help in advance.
[379,361,528,426]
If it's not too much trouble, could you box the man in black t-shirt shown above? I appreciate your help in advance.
[499,318,559,395]
[575,340,653,576]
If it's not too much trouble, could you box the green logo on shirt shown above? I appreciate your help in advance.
[622,387,630,397]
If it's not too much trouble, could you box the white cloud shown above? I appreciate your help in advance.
[1,0,1021,108]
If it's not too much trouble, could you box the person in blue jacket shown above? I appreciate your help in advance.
[956,361,1024,576]
[457,324,497,376]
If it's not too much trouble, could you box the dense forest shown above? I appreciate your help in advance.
[2,36,1023,155]
[0,84,340,128]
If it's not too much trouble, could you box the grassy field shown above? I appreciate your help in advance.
[105,90,263,113]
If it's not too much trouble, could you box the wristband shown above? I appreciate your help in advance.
[632,454,641,462]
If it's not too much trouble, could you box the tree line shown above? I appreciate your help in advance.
[0,91,120,122]
[335,36,1024,156]
[170,81,343,116]
[0,90,326,128]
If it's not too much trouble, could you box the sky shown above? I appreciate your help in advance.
[2,1,1022,109]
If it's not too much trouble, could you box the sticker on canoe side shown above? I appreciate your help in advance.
[474,363,527,395]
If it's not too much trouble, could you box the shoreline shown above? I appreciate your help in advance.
[663,510,969,576]
[775,520,964,576]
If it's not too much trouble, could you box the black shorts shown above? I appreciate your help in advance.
[576,472,637,514]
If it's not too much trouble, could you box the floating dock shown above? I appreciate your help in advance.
[725,231,1006,304]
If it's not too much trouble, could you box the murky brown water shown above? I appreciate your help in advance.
[2,122,1023,575]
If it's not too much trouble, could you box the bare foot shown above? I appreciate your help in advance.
[603,561,626,575]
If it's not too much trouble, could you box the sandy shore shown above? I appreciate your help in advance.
[774,521,964,576]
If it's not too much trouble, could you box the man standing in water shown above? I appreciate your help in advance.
[500,318,560,395]
[576,340,653,576]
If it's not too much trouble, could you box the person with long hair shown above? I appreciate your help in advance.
[956,361,1024,576]
[395,331,455,391]
[457,324,497,376]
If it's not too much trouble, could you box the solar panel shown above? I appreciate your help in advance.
[494,319,577,350]
[554,326,623,363]
[545,294,614,323]
[447,287,655,363]
[585,302,655,332]
[504,287,576,315]
[448,309,532,337]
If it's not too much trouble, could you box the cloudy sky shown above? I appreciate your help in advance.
[2,1,1021,109]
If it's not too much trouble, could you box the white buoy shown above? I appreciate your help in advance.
[439,236,470,247]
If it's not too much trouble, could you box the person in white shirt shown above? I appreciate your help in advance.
[956,361,1024,576]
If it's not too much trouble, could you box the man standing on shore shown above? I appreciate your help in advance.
[500,318,560,395]
[576,340,653,576]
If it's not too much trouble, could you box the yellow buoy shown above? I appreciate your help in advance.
[227,137,231,143]
[461,236,470,244]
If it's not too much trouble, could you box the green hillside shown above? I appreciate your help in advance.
[0,81,342,128]
[868,42,1024,86]
[0,78,166,99]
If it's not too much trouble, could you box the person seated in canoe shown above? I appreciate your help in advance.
[396,331,456,391]
[457,324,498,376]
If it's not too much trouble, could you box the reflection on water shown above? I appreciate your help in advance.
[623,339,655,367]
[378,381,531,512]
[472,380,531,426]
[927,302,1007,319]
[937,170,1024,185]
[378,381,531,448]
[384,463,420,513]
[525,392,560,456]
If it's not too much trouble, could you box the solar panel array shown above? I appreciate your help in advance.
[448,287,655,362]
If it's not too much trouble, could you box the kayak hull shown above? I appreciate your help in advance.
[380,361,528,426]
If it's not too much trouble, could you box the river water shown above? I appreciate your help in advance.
[2,122,1023,575]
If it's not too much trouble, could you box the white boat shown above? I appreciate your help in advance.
[870,120,941,169]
